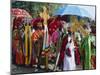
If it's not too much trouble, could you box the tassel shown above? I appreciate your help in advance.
[29,25,32,64]
[25,25,28,65]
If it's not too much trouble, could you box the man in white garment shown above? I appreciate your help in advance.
[63,28,76,71]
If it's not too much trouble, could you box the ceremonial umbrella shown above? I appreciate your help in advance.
[53,5,94,19]
[11,8,32,18]
[12,8,32,29]
[53,5,94,33]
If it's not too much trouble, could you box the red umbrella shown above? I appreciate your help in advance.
[11,8,32,18]
[12,8,32,29]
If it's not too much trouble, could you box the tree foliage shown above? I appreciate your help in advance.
[11,1,60,18]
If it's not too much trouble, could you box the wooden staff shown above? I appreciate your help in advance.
[45,52,48,70]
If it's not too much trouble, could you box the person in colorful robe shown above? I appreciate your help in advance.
[12,17,24,65]
[31,18,44,67]
[57,21,70,70]
[80,24,95,70]
[90,25,96,69]
[63,28,76,70]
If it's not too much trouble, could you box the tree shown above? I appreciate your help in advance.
[11,1,60,18]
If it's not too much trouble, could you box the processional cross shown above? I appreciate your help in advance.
[70,16,89,37]
[39,6,50,25]
[39,6,50,70]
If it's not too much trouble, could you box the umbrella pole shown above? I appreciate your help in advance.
[53,52,60,71]
[45,52,48,70]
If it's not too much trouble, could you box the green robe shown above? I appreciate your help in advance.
[80,35,92,70]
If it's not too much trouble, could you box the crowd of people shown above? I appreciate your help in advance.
[12,13,96,72]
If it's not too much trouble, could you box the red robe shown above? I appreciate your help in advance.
[74,42,81,65]
[58,35,68,65]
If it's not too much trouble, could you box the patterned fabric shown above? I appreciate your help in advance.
[51,30,59,44]
[31,30,44,42]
